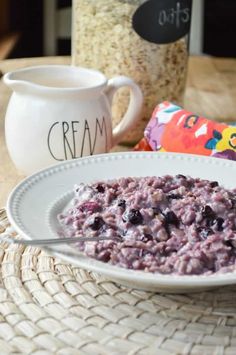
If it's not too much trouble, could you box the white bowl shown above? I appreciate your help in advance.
[6,151,236,293]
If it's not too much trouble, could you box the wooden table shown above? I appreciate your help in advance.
[1,55,236,206]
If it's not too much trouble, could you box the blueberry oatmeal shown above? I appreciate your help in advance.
[58,175,236,275]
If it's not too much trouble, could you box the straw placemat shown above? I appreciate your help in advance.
[1,209,236,355]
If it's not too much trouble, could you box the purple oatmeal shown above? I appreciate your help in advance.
[58,175,236,275]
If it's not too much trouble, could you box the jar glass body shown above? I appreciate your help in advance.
[72,0,189,145]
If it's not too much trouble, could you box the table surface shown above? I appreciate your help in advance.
[1,55,236,207]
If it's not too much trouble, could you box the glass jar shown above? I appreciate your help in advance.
[72,0,191,145]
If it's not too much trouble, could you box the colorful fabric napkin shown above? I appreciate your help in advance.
[135,101,236,160]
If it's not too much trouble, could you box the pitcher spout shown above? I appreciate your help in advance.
[3,71,29,93]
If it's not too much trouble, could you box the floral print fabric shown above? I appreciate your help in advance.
[135,101,236,161]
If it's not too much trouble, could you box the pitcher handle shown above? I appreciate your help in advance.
[106,76,143,147]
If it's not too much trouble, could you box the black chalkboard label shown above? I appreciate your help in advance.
[132,0,192,44]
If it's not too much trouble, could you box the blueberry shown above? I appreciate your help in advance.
[167,193,182,200]
[201,205,215,219]
[197,227,213,240]
[117,199,126,209]
[176,174,186,179]
[210,181,219,188]
[230,197,236,209]
[127,209,143,225]
[225,240,232,248]
[140,234,153,242]
[100,251,111,262]
[213,217,224,231]
[225,240,236,249]
[79,202,101,213]
[164,224,171,237]
[89,216,104,231]
[96,184,105,193]
[164,211,179,227]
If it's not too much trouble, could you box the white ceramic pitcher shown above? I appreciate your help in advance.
[4,65,143,175]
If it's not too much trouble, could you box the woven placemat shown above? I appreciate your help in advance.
[1,209,236,355]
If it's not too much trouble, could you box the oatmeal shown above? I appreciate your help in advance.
[72,0,188,143]
[58,175,236,275]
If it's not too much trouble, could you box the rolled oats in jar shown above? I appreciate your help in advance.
[72,0,192,144]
